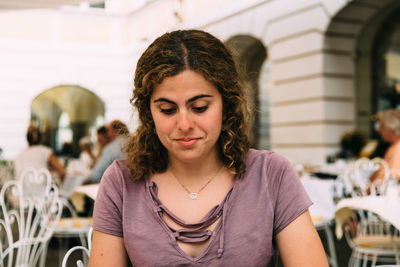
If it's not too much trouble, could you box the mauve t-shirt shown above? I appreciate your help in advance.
[92,149,312,266]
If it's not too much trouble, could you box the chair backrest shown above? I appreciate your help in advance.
[334,168,356,201]
[348,157,390,196]
[0,178,62,267]
[61,227,93,267]
[18,168,53,201]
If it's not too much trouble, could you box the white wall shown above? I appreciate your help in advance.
[0,8,145,159]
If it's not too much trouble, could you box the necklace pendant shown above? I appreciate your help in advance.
[188,193,198,199]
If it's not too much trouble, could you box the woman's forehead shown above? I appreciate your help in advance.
[151,70,219,99]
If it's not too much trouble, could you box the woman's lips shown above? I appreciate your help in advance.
[176,138,199,147]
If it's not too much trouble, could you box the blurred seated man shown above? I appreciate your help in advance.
[370,109,400,182]
[94,125,110,163]
[14,124,66,181]
[86,120,129,183]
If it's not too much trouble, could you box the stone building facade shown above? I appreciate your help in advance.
[1,0,399,165]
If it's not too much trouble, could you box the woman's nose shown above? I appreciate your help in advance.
[177,112,194,131]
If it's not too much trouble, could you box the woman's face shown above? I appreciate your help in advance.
[150,70,223,164]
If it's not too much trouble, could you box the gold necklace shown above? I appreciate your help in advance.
[170,165,224,200]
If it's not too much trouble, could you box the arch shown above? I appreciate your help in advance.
[31,85,105,155]
[324,0,400,139]
[225,35,268,148]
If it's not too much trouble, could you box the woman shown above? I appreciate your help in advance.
[14,124,66,181]
[89,30,328,266]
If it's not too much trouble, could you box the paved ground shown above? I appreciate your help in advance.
[46,223,352,267]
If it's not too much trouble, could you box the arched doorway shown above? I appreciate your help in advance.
[320,0,400,162]
[325,0,400,139]
[372,12,400,112]
[225,35,268,148]
[356,0,400,137]
[31,85,105,156]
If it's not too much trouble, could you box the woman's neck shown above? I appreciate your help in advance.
[168,153,224,184]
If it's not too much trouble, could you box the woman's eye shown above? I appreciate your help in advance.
[192,106,208,113]
[161,108,176,115]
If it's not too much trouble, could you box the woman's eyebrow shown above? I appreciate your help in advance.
[153,94,213,104]
[187,94,212,103]
[153,98,175,104]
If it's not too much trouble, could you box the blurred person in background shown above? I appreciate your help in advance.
[59,141,75,168]
[14,124,66,181]
[78,136,96,175]
[85,120,129,183]
[370,109,400,182]
[94,125,110,164]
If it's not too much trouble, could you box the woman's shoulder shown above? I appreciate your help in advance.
[16,145,52,159]
[102,159,130,180]
[30,144,52,153]
[244,149,296,185]
[101,159,144,188]
[97,160,146,208]
[245,148,292,167]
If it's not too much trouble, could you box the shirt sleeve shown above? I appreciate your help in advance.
[270,154,312,235]
[92,161,125,237]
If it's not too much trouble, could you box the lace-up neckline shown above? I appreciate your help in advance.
[146,180,234,259]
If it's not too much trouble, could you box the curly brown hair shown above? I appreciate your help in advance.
[125,29,250,180]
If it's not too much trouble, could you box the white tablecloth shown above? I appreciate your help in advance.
[60,173,88,198]
[70,184,99,212]
[335,196,400,239]
[300,176,336,220]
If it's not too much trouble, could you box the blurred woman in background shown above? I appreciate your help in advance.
[14,124,66,181]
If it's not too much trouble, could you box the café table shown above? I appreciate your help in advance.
[335,195,400,239]
[301,175,336,220]
[70,184,100,213]
[59,173,87,199]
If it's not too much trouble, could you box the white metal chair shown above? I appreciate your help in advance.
[0,177,63,267]
[10,167,92,265]
[61,227,93,267]
[21,168,93,266]
[348,157,390,197]
[18,168,54,199]
[52,197,92,266]
[335,158,400,266]
[332,157,389,202]
[385,169,400,200]
[341,207,400,267]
